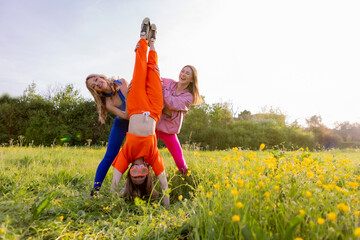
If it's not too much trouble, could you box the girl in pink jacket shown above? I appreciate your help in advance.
[156,65,203,174]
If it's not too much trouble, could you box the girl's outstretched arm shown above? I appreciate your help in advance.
[157,171,170,206]
[111,168,123,194]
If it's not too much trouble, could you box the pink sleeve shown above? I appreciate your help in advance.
[163,91,193,112]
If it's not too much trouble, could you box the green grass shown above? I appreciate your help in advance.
[0,146,359,239]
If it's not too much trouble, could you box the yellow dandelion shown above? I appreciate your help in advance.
[259,143,265,150]
[209,211,213,215]
[232,147,238,152]
[178,195,183,201]
[316,181,322,186]
[305,191,312,198]
[264,192,270,198]
[85,202,89,206]
[354,210,359,216]
[0,228,5,233]
[299,209,306,215]
[226,183,231,189]
[258,181,264,187]
[153,203,158,208]
[231,189,240,195]
[245,184,250,189]
[213,184,220,190]
[337,203,349,213]
[317,218,325,225]
[328,212,336,222]
[274,185,280,191]
[59,216,64,221]
[354,227,360,237]
[232,215,240,222]
[236,202,244,209]
[206,192,213,198]
[294,238,303,240]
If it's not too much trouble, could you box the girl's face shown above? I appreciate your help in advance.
[178,66,193,86]
[130,163,148,185]
[87,76,108,93]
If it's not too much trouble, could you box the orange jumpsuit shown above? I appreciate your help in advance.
[112,38,165,176]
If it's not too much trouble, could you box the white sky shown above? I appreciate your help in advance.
[0,0,359,128]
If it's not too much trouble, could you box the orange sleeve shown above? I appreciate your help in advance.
[112,147,130,174]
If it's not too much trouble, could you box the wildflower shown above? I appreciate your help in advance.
[264,192,270,198]
[231,189,240,195]
[258,181,264,187]
[206,192,213,198]
[0,228,4,233]
[209,211,213,215]
[337,203,349,213]
[299,209,306,215]
[328,212,336,222]
[232,147,238,152]
[294,238,303,240]
[305,191,312,198]
[307,171,315,179]
[316,181,322,186]
[178,195,183,201]
[317,218,325,225]
[226,183,231,189]
[260,143,265,150]
[245,184,250,189]
[274,185,280,191]
[236,202,244,209]
[153,203,158,208]
[85,202,89,206]
[354,227,360,237]
[213,184,220,190]
[60,216,64,221]
[232,215,240,222]
[354,211,359,216]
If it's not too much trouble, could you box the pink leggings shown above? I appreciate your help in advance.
[156,130,187,174]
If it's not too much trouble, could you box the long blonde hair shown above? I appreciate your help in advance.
[85,74,118,124]
[183,65,203,105]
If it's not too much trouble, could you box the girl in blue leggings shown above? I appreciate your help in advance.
[86,75,129,197]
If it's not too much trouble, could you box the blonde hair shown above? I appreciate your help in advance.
[183,65,203,105]
[85,74,118,124]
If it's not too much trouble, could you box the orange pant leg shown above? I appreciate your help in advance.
[127,38,148,116]
[146,50,163,122]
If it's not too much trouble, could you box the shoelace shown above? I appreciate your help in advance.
[142,111,150,120]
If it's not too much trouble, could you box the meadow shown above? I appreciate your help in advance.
[0,145,359,239]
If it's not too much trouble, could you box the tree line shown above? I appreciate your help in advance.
[1,83,359,150]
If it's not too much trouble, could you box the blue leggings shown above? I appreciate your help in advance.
[93,117,129,189]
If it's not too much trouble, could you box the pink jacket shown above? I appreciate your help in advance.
[156,78,194,134]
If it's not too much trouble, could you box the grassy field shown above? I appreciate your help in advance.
[0,146,359,239]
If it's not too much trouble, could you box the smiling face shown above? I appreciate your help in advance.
[86,75,109,93]
[178,66,194,87]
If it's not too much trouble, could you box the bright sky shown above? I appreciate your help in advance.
[1,0,359,127]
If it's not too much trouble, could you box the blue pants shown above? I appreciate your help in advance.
[93,117,129,189]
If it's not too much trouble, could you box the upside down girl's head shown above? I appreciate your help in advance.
[123,160,159,200]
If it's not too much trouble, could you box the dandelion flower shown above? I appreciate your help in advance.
[206,192,213,198]
[274,185,280,191]
[264,192,270,198]
[0,228,5,233]
[328,212,336,222]
[299,209,306,215]
[354,227,360,237]
[337,203,349,213]
[305,191,312,198]
[59,216,64,221]
[178,195,183,201]
[354,211,359,216]
[294,238,303,240]
[258,181,264,187]
[153,203,158,208]
[236,202,244,209]
[260,143,265,150]
[317,218,325,225]
[209,211,213,215]
[213,183,220,190]
[232,215,240,222]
